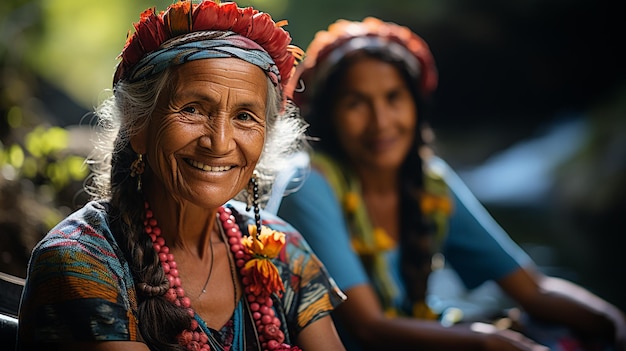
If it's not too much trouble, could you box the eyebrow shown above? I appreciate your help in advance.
[174,89,266,111]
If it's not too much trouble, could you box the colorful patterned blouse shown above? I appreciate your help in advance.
[17,200,345,348]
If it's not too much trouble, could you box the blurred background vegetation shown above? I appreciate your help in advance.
[1,0,624,310]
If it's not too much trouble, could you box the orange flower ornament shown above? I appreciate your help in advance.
[241,225,286,296]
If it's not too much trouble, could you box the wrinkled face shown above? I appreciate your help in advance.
[332,57,417,173]
[131,58,268,208]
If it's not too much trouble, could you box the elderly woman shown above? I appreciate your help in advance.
[278,17,626,351]
[16,1,346,350]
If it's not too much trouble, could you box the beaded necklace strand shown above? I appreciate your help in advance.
[143,202,294,351]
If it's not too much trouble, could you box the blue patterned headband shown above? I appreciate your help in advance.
[127,30,280,86]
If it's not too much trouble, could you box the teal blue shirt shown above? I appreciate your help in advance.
[278,159,532,293]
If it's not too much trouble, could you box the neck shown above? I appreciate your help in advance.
[144,193,219,259]
[353,165,400,195]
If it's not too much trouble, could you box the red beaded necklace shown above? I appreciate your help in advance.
[143,202,298,351]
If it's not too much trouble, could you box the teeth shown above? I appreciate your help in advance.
[188,159,233,172]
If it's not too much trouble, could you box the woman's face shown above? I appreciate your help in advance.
[132,58,268,208]
[332,57,417,173]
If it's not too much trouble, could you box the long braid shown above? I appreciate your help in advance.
[109,142,189,351]
[399,145,436,308]
[398,86,440,311]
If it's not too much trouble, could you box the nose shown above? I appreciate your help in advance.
[369,100,390,129]
[198,115,234,154]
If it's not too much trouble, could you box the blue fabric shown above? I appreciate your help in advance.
[278,159,532,293]
[129,31,280,85]
[277,170,369,291]
[436,158,533,289]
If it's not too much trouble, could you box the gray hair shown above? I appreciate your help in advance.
[86,65,309,207]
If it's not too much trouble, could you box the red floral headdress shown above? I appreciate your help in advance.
[286,17,438,106]
[113,0,303,94]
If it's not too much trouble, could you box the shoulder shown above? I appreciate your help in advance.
[26,200,127,293]
[33,201,116,259]
[19,201,139,343]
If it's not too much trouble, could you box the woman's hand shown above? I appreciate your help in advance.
[471,322,550,351]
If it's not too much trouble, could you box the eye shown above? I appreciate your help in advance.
[236,111,253,121]
[387,88,411,106]
[338,95,364,110]
[388,91,400,102]
[182,106,198,114]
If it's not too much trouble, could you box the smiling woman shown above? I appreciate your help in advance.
[16,1,346,351]
[134,59,269,209]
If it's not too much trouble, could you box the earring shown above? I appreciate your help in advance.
[246,172,261,232]
[130,153,145,191]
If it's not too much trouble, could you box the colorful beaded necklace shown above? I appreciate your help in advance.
[144,202,299,351]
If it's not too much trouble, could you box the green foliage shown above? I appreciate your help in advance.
[1,126,88,191]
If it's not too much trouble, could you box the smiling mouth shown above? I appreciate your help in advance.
[185,159,234,172]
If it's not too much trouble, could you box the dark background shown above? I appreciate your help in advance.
[1,0,625,310]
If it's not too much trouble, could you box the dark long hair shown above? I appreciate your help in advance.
[306,49,438,309]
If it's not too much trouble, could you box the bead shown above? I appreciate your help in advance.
[267,340,279,350]
[223,219,235,229]
[261,315,272,324]
[165,288,177,302]
[181,296,191,308]
[188,341,200,351]
[219,211,231,222]
[144,202,290,351]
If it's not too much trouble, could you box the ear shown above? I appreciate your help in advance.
[130,126,148,155]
